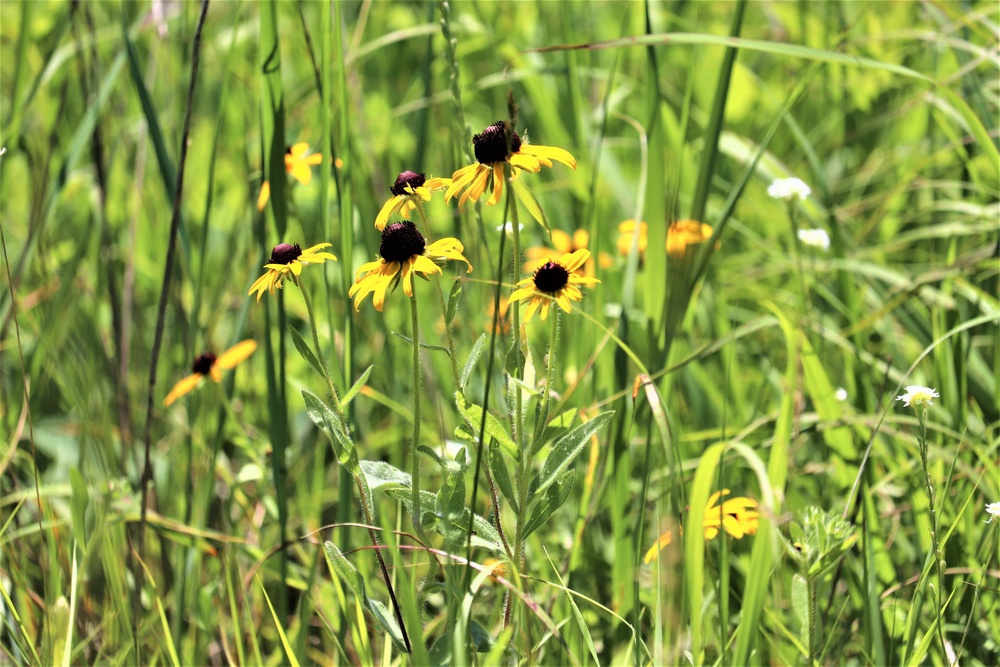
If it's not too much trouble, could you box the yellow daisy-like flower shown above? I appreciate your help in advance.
[349,222,472,312]
[164,340,257,407]
[667,219,714,258]
[617,220,648,257]
[445,120,576,208]
[248,242,337,302]
[616,219,715,260]
[525,229,612,277]
[643,490,760,563]
[257,143,324,211]
[374,171,452,231]
[509,248,600,322]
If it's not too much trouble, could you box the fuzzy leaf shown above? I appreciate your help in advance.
[531,411,613,496]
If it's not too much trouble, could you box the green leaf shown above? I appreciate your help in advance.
[323,541,408,653]
[68,467,89,550]
[446,279,462,325]
[391,331,450,354]
[488,440,518,512]
[530,411,613,496]
[436,455,468,549]
[360,460,411,492]
[462,333,487,390]
[523,469,575,538]
[287,325,326,379]
[455,391,517,460]
[302,390,359,474]
[533,408,578,455]
[792,573,809,647]
[512,177,550,234]
[343,365,374,405]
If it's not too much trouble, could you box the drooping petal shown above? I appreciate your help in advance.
[643,531,674,564]
[509,152,542,173]
[445,163,480,202]
[410,254,442,278]
[164,373,204,407]
[216,340,258,369]
[375,195,403,231]
[520,144,577,169]
[486,162,504,205]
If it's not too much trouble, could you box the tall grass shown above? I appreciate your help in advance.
[1,1,997,665]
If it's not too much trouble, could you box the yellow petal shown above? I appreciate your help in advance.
[257,181,271,211]
[571,229,589,249]
[410,254,442,277]
[164,373,203,407]
[376,196,403,231]
[445,163,479,201]
[643,531,673,564]
[288,161,313,185]
[520,144,577,169]
[216,340,258,369]
[486,162,504,205]
[508,287,535,303]
[551,229,571,254]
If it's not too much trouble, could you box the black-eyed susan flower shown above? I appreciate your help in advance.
[164,340,257,407]
[667,219,714,258]
[349,222,471,312]
[643,490,760,563]
[248,242,337,302]
[525,229,611,277]
[445,120,576,208]
[509,248,599,322]
[374,171,452,231]
[256,143,324,211]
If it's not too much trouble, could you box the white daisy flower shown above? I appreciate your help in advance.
[835,387,848,401]
[797,228,830,251]
[768,177,812,202]
[985,501,1000,524]
[895,385,939,408]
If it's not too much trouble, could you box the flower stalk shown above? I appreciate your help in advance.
[409,284,426,540]
[413,199,462,390]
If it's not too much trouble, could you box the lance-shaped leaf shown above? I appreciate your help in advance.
[323,541,407,653]
[523,469,575,539]
[343,365,374,405]
[455,391,517,460]
[288,325,326,379]
[303,390,359,474]
[530,411,613,497]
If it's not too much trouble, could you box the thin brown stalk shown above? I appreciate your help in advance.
[133,0,210,658]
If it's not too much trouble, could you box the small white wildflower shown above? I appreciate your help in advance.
[768,177,811,202]
[985,501,1000,524]
[496,222,523,234]
[797,228,830,251]
[835,387,848,401]
[895,385,939,408]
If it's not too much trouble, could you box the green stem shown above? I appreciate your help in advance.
[535,310,559,445]
[507,163,524,446]
[917,408,947,658]
[414,200,462,390]
[787,201,807,312]
[808,575,818,665]
[409,287,425,539]
[295,275,347,429]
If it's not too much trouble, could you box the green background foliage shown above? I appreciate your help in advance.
[1,1,997,665]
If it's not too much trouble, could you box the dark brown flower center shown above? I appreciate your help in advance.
[390,171,426,196]
[473,120,522,164]
[380,222,426,263]
[532,261,569,293]
[192,352,217,375]
[269,243,302,265]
